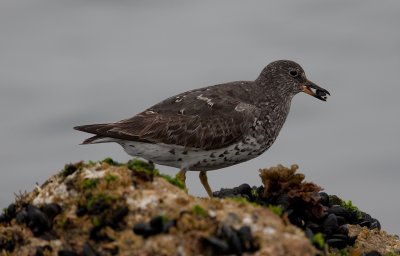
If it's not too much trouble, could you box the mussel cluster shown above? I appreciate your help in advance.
[0,202,62,253]
[203,223,259,255]
[0,203,61,238]
[213,183,381,251]
[133,215,176,238]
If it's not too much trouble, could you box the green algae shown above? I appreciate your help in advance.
[328,248,349,256]
[102,157,119,166]
[61,163,79,177]
[83,178,99,190]
[340,200,362,219]
[99,158,186,191]
[230,196,259,207]
[159,173,186,190]
[267,204,283,217]
[328,195,362,220]
[192,205,207,217]
[91,216,102,227]
[105,173,118,183]
[127,159,156,172]
[312,232,325,249]
[251,188,258,198]
[86,193,113,212]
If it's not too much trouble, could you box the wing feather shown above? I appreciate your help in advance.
[75,85,260,150]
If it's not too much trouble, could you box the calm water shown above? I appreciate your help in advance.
[1,1,399,234]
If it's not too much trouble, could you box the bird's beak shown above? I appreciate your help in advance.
[302,80,330,101]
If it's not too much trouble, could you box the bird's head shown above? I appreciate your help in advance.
[256,60,330,101]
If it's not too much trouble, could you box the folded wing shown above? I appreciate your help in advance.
[75,90,260,150]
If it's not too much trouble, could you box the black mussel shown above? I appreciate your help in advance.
[109,207,129,229]
[323,214,338,235]
[305,222,320,233]
[370,219,381,230]
[41,203,62,220]
[336,216,346,226]
[205,223,259,255]
[319,192,329,206]
[329,233,349,241]
[36,245,53,256]
[234,184,252,197]
[203,237,230,253]
[0,203,17,223]
[133,222,152,236]
[305,227,314,239]
[82,242,98,256]
[149,216,165,233]
[75,206,87,217]
[327,205,352,220]
[89,225,112,242]
[16,209,28,224]
[58,250,79,256]
[25,205,52,236]
[238,225,258,251]
[338,224,349,235]
[133,216,175,238]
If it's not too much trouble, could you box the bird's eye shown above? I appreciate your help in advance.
[289,70,299,77]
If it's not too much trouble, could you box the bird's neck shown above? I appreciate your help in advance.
[253,80,294,108]
[252,80,293,140]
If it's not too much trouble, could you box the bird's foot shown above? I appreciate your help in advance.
[199,171,213,198]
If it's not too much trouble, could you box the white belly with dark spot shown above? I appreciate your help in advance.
[117,136,269,171]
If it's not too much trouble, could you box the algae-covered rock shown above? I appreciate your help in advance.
[215,165,400,256]
[0,160,399,255]
[0,160,315,256]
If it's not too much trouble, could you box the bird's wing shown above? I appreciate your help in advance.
[75,88,260,150]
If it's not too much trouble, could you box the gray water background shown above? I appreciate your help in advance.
[1,1,399,234]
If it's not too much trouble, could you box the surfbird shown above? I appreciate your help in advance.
[74,60,330,197]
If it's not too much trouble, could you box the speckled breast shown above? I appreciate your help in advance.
[119,134,275,171]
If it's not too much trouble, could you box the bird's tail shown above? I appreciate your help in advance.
[74,123,110,134]
[79,135,117,144]
[74,124,117,144]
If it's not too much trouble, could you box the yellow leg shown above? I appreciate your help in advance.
[176,169,187,188]
[199,171,213,198]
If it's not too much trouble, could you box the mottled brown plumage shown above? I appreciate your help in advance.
[76,81,259,150]
[74,60,330,197]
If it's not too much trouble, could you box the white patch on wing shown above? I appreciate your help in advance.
[234,103,247,112]
[175,95,186,103]
[234,102,257,113]
[196,94,214,107]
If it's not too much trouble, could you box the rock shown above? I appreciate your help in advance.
[0,160,398,255]
[214,164,399,254]
[349,225,400,255]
